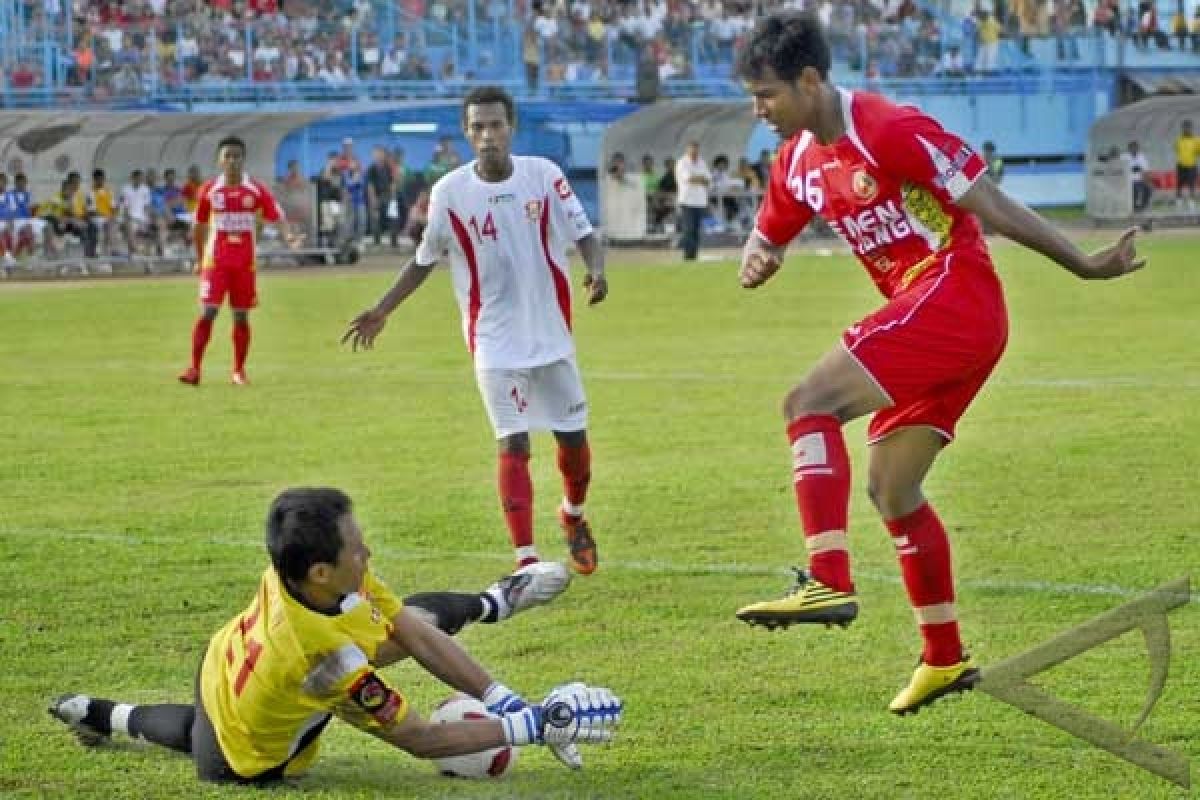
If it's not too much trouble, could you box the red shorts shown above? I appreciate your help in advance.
[199,266,257,310]
[843,254,1008,444]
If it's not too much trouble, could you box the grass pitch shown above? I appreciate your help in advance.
[1,236,1196,799]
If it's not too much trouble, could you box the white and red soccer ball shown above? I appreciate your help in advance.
[429,693,518,779]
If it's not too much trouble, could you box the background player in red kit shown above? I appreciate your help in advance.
[179,136,301,386]
[731,12,1144,714]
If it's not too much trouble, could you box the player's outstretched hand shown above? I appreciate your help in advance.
[342,308,388,351]
[484,684,583,769]
[538,682,622,746]
[740,245,782,289]
[583,273,608,306]
[1080,227,1145,280]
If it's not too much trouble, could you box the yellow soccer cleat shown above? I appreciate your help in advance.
[735,569,859,630]
[888,656,980,715]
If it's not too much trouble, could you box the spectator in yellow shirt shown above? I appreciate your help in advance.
[1175,119,1198,209]
[90,169,116,255]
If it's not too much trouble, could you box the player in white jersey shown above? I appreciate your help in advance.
[344,86,608,578]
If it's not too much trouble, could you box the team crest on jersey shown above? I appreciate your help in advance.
[525,199,543,220]
[852,170,879,202]
[213,193,225,210]
[241,194,255,209]
[554,177,573,199]
[353,673,388,710]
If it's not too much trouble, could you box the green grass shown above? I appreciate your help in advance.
[1,236,1197,799]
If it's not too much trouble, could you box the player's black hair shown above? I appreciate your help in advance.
[266,487,351,584]
[735,12,831,82]
[92,168,105,180]
[216,135,247,156]
[462,85,516,126]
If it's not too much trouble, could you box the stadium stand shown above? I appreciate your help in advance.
[2,0,1200,271]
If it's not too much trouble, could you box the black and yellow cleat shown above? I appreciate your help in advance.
[735,569,858,630]
[888,655,980,715]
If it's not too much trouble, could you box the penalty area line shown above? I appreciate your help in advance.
[4,526,1193,603]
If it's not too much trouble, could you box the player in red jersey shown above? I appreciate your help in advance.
[178,137,302,386]
[731,13,1144,714]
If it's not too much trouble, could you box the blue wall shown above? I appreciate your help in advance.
[276,102,638,221]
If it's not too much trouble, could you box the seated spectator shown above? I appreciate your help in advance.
[709,154,741,229]
[157,168,191,251]
[936,44,966,76]
[656,156,678,228]
[5,173,40,263]
[9,62,38,88]
[181,165,203,214]
[0,172,16,268]
[118,169,159,256]
[89,169,117,256]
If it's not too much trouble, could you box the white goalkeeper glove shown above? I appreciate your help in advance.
[483,682,584,769]
[500,682,622,748]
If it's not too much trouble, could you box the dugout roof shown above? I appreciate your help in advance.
[0,111,331,199]
[1089,95,1200,171]
[600,100,758,178]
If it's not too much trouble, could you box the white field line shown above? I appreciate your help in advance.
[4,527,1192,603]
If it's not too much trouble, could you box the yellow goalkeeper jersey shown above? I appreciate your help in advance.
[199,567,407,778]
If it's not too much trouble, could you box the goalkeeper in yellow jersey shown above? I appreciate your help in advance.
[48,487,621,785]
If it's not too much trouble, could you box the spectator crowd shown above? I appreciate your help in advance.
[5,0,1200,101]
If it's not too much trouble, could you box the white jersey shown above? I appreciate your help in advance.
[415,156,594,369]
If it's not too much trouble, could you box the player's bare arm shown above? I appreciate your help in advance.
[192,222,209,268]
[576,233,607,305]
[388,606,494,698]
[957,177,1145,280]
[739,229,786,289]
[342,257,437,351]
[368,704,514,759]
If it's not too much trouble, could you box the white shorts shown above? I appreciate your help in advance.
[476,357,588,439]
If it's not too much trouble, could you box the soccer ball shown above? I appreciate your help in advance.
[428,693,518,779]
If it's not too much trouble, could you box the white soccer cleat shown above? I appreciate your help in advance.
[487,562,572,621]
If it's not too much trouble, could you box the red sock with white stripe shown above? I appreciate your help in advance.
[498,452,537,566]
[556,440,590,517]
[885,503,962,667]
[190,317,213,370]
[787,414,853,592]
[232,320,251,372]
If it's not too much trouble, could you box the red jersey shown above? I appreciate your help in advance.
[756,90,990,298]
[195,174,284,271]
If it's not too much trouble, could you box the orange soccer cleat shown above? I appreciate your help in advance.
[558,509,598,575]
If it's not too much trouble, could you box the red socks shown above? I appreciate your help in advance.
[191,317,214,370]
[556,441,591,508]
[232,320,251,372]
[498,452,536,566]
[886,503,961,667]
[787,414,853,592]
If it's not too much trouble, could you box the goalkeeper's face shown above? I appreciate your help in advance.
[326,513,371,596]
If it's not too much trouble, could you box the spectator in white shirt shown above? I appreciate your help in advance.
[1121,140,1151,211]
[674,140,711,261]
[118,169,157,256]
